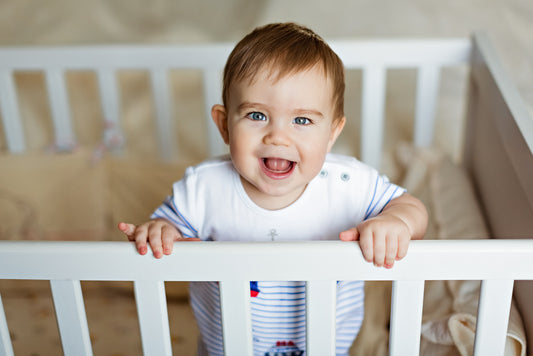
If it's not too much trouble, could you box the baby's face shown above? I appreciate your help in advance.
[220,65,345,210]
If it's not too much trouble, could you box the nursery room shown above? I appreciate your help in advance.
[1,1,533,355]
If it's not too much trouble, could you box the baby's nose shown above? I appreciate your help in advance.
[263,126,291,146]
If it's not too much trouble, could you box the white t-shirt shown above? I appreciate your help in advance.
[152,153,405,356]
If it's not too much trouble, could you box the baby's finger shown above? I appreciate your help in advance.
[147,226,164,259]
[396,237,410,261]
[135,240,148,255]
[132,225,149,255]
[339,228,359,241]
[358,229,374,263]
[161,226,178,255]
[372,232,386,267]
[384,235,398,269]
[118,222,136,239]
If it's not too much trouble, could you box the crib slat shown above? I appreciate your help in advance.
[134,280,172,356]
[50,280,92,356]
[306,280,336,356]
[0,70,26,153]
[219,280,253,355]
[0,294,14,356]
[361,65,387,169]
[45,68,76,150]
[389,280,425,356]
[414,65,440,147]
[150,68,175,161]
[97,68,123,140]
[202,68,226,157]
[473,279,514,356]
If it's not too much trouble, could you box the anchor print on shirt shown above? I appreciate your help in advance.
[268,229,279,240]
[249,227,281,297]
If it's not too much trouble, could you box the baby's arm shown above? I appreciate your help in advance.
[118,219,200,259]
[339,193,427,268]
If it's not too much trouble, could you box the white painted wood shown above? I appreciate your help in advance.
[202,68,227,157]
[473,279,514,356]
[134,280,172,356]
[414,65,440,147]
[96,68,122,134]
[0,40,468,71]
[472,33,533,153]
[0,45,233,70]
[45,68,75,150]
[150,68,175,161]
[219,280,253,355]
[331,39,471,69]
[389,280,425,356]
[0,240,532,356]
[1,240,532,282]
[361,65,386,168]
[306,280,336,356]
[0,70,25,153]
[50,280,92,356]
[0,294,14,356]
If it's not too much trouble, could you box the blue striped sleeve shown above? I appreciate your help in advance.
[364,174,405,220]
[151,195,199,238]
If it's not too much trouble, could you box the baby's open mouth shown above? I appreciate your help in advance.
[263,158,294,172]
[261,157,296,178]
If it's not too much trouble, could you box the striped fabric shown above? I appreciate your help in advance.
[188,280,364,356]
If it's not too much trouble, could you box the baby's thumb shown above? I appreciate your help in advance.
[118,222,136,236]
[339,228,359,241]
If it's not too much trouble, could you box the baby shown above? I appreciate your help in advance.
[119,22,427,356]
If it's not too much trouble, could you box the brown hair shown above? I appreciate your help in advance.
[222,22,345,121]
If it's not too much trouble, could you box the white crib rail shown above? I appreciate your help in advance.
[0,39,470,165]
[0,45,232,158]
[1,239,532,356]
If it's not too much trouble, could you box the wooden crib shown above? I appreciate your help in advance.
[1,33,532,356]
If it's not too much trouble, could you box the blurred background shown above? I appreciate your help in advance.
[1,0,531,113]
[1,0,532,169]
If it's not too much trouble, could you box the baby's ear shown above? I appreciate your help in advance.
[211,104,230,144]
[327,116,346,152]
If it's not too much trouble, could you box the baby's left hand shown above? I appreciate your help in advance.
[339,214,411,268]
[340,193,427,268]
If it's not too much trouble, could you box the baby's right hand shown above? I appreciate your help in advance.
[118,219,200,259]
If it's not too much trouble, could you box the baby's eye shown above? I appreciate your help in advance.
[293,117,311,125]
[247,112,266,121]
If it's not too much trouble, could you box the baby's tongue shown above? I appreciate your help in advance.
[264,158,291,172]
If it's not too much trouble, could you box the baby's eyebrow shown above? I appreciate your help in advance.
[292,108,324,118]
[237,102,324,118]
[237,102,265,112]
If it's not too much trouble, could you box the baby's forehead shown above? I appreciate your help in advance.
[244,63,330,87]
